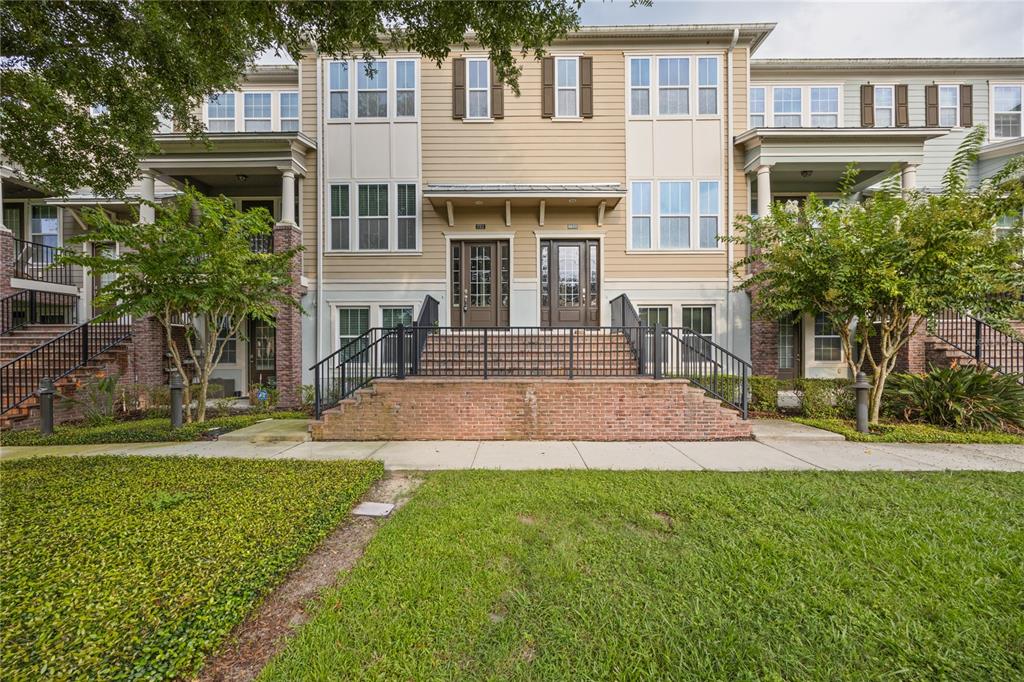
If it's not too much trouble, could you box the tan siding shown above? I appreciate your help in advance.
[300,53,319,279]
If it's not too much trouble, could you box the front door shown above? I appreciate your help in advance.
[248,317,276,388]
[777,314,802,380]
[450,240,509,327]
[541,240,599,327]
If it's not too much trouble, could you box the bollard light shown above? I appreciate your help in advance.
[38,377,55,436]
[169,369,184,429]
[851,371,872,434]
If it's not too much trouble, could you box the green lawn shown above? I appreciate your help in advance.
[264,471,1024,681]
[790,417,1024,444]
[0,411,307,447]
[0,456,382,681]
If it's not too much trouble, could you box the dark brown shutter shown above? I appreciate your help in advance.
[959,84,973,127]
[489,63,504,119]
[452,57,466,119]
[895,84,909,127]
[860,84,874,127]
[924,85,939,127]
[579,56,594,118]
[541,57,555,118]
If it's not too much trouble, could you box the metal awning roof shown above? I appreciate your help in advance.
[424,183,625,198]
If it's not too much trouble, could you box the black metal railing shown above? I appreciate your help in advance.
[0,290,79,335]
[932,310,1024,378]
[0,315,131,414]
[311,327,400,419]
[13,237,75,286]
[250,234,274,253]
[657,327,750,417]
[610,293,646,372]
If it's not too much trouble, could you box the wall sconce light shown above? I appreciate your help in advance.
[236,174,248,182]
[800,170,813,178]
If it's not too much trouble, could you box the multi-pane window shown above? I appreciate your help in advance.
[773,87,801,127]
[697,57,718,115]
[357,60,388,118]
[659,181,690,249]
[467,59,490,119]
[338,307,369,358]
[243,92,272,132]
[874,85,895,128]
[382,306,413,329]
[639,306,669,328]
[938,85,959,127]
[329,62,349,118]
[30,205,60,250]
[993,84,1022,138]
[680,306,713,339]
[630,57,651,115]
[358,184,388,249]
[329,185,350,250]
[749,87,765,127]
[397,183,417,250]
[207,93,235,132]
[778,318,796,370]
[995,212,1020,240]
[631,181,652,249]
[658,57,689,115]
[698,181,720,249]
[814,313,842,362]
[217,319,237,365]
[810,87,839,127]
[555,57,579,117]
[396,60,416,117]
[280,92,299,131]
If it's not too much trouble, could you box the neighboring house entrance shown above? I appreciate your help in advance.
[450,240,510,328]
[777,314,802,379]
[248,317,276,387]
[540,239,599,327]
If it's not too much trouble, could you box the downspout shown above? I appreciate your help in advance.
[726,28,739,353]
[315,53,324,367]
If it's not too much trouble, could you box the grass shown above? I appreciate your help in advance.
[263,470,1024,681]
[0,455,382,681]
[0,411,308,447]
[790,417,1024,444]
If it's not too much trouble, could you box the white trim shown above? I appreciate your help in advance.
[748,83,844,128]
[324,58,422,125]
[627,178,724,252]
[279,90,300,132]
[625,52,725,122]
[554,56,580,119]
[990,81,1024,141]
[935,83,960,128]
[873,84,896,128]
[466,57,491,120]
[242,91,273,132]
[324,181,421,254]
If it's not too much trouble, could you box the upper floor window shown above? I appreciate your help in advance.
[357,61,388,118]
[555,57,579,117]
[396,60,416,117]
[467,58,490,119]
[697,57,718,115]
[397,183,417,250]
[280,92,299,131]
[993,84,1022,138]
[243,92,272,132]
[658,57,689,115]
[630,181,652,249]
[358,183,389,249]
[630,180,720,251]
[30,205,60,249]
[938,85,959,127]
[207,93,235,132]
[874,85,895,128]
[329,62,349,118]
[329,182,419,253]
[749,87,765,127]
[698,181,720,248]
[630,57,651,116]
[659,181,690,249]
[810,87,839,127]
[329,185,350,250]
[773,87,801,127]
[995,212,1020,240]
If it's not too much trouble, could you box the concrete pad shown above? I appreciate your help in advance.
[274,441,383,461]
[760,440,939,471]
[872,443,1024,471]
[217,418,310,443]
[955,444,1024,464]
[751,419,845,442]
[351,501,395,517]
[473,441,585,470]
[671,441,816,471]
[374,440,479,470]
[574,441,701,470]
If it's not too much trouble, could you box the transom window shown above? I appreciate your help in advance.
[280,92,299,131]
[810,87,839,127]
[773,87,801,127]
[874,85,895,128]
[207,93,235,132]
[697,57,718,115]
[329,185,350,250]
[814,313,842,362]
[329,62,349,118]
[555,57,579,118]
[467,58,490,119]
[630,180,720,251]
[396,60,416,117]
[243,92,272,132]
[358,184,388,249]
[629,57,651,115]
[749,87,765,127]
[938,85,959,127]
[357,60,388,118]
[993,84,1022,139]
[658,57,689,115]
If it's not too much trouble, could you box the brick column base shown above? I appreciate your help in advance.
[0,226,15,298]
[129,316,166,389]
[273,221,305,409]
[750,317,779,377]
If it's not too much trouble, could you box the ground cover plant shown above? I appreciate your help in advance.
[263,470,1024,681]
[789,417,1024,444]
[0,456,382,681]
[0,411,306,447]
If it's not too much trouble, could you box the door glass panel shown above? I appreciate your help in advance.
[500,242,510,308]
[778,318,795,369]
[558,245,580,306]
[251,319,276,372]
[540,243,550,308]
[470,245,491,307]
[589,243,598,307]
[451,244,461,305]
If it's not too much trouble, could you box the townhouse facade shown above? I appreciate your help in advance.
[1,23,1021,428]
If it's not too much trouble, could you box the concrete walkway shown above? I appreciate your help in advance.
[3,420,1023,471]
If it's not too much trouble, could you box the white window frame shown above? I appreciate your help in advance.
[679,305,714,340]
[29,204,61,251]
[554,56,580,119]
[629,57,651,117]
[327,184,351,251]
[638,305,671,328]
[750,84,844,128]
[873,85,895,128]
[809,86,840,128]
[937,84,959,128]
[991,82,1023,140]
[630,181,653,250]
[658,180,691,249]
[656,56,690,117]
[357,183,389,250]
[356,60,388,119]
[336,306,371,356]
[749,86,766,128]
[206,92,235,132]
[772,86,802,127]
[697,56,719,116]
[697,180,720,249]
[396,183,418,251]
[395,59,417,118]
[279,91,299,131]
[328,61,350,120]
[813,313,843,362]
[325,181,421,255]
[466,57,491,120]
[242,91,272,132]
[628,180,724,252]
[381,305,414,329]
[995,211,1022,240]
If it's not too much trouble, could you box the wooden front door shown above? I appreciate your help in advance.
[541,240,599,327]
[451,240,509,328]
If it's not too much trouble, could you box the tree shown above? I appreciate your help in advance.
[1,0,591,196]
[59,186,300,422]
[732,126,1024,422]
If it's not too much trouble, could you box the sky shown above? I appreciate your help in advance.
[258,0,1024,63]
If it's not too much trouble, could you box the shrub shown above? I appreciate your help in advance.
[794,378,854,419]
[750,376,780,413]
[886,366,1024,431]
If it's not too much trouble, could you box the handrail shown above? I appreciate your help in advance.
[13,237,75,286]
[0,314,131,414]
[309,327,399,419]
[0,290,79,335]
[662,326,751,417]
[932,310,1024,378]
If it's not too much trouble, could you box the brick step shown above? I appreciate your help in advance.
[418,353,636,362]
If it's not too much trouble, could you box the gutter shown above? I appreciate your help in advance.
[726,28,739,354]
[315,53,324,371]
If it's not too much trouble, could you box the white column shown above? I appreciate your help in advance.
[756,165,772,217]
[901,164,918,192]
[280,170,296,225]
[139,171,156,224]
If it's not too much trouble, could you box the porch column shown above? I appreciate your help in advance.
[756,165,772,217]
[273,215,305,409]
[139,171,156,223]
[280,169,296,225]
[901,164,918,192]
[131,170,165,389]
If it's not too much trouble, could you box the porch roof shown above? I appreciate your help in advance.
[423,183,625,228]
[142,132,315,178]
